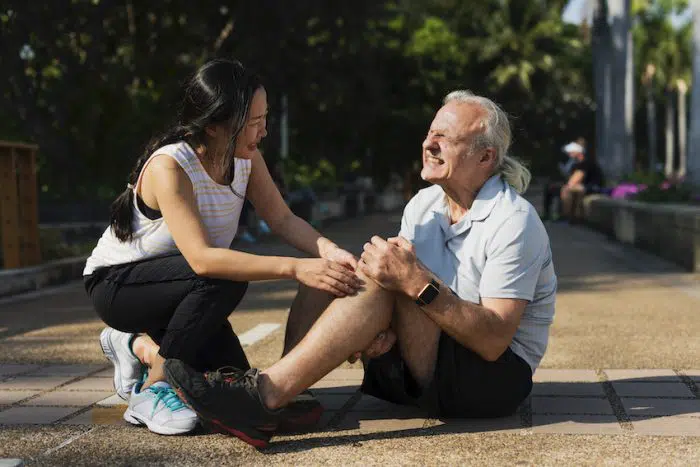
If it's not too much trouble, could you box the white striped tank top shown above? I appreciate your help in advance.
[83,141,251,275]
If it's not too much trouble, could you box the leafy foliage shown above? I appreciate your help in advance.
[0,0,641,209]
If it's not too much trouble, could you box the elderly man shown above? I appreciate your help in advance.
[164,90,557,448]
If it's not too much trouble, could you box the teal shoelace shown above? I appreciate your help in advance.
[148,385,187,415]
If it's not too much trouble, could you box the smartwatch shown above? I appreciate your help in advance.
[415,279,440,307]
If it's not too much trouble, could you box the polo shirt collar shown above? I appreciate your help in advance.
[436,175,504,239]
[469,174,504,221]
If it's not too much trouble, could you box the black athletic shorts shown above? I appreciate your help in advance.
[361,332,533,418]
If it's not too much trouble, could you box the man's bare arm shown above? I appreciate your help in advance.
[405,269,526,361]
[359,235,527,362]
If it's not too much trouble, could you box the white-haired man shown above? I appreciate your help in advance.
[164,90,558,448]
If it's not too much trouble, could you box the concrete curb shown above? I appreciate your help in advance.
[0,256,88,299]
[583,195,700,272]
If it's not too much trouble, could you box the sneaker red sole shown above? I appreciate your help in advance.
[278,405,325,432]
[165,369,274,449]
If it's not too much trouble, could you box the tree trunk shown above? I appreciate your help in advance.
[678,85,688,178]
[688,2,700,186]
[646,83,658,171]
[624,13,635,175]
[607,0,634,181]
[592,0,612,173]
[665,90,675,177]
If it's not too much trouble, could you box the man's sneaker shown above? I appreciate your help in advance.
[123,380,198,435]
[277,390,324,433]
[99,327,144,400]
[164,360,281,449]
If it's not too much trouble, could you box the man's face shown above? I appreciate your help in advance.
[571,151,584,162]
[420,101,493,186]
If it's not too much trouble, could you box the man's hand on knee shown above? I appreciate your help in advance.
[347,329,397,363]
[358,236,423,295]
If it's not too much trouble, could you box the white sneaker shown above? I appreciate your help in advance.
[123,381,199,435]
[99,327,144,400]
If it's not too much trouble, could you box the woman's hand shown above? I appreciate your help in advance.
[318,238,359,271]
[292,258,364,297]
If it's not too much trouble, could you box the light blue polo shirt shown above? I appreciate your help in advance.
[400,175,557,371]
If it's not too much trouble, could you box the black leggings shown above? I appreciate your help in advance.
[84,253,250,373]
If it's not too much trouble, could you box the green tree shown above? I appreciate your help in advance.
[634,0,691,175]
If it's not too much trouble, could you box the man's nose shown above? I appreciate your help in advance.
[422,136,437,151]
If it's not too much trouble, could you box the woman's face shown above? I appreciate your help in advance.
[234,87,268,159]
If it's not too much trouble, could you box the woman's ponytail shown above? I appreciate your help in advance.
[109,127,189,242]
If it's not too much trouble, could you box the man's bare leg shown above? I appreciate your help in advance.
[391,296,442,387]
[260,271,394,409]
[282,285,334,356]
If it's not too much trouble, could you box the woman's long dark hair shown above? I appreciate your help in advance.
[110,59,263,242]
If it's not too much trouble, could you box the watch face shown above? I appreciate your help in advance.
[421,282,440,305]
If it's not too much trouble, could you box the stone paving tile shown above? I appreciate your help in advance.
[314,410,337,431]
[309,380,359,392]
[0,406,78,425]
[603,369,680,382]
[334,412,429,434]
[531,415,623,434]
[60,378,115,392]
[25,390,113,407]
[531,396,614,415]
[684,370,700,383]
[61,406,126,426]
[0,390,40,405]
[631,415,700,436]
[434,414,524,435]
[353,395,402,412]
[0,376,74,391]
[322,369,364,383]
[352,395,426,416]
[531,382,605,397]
[27,364,105,377]
[0,364,41,377]
[95,394,125,407]
[612,382,694,398]
[92,368,114,378]
[533,369,599,383]
[621,398,700,417]
[314,393,354,411]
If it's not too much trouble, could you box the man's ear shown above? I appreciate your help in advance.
[480,147,496,164]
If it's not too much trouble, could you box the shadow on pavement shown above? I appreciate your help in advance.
[265,375,698,454]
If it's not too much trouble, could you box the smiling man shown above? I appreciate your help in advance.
[164,90,558,448]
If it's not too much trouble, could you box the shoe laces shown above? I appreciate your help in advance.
[205,367,260,392]
[204,366,245,388]
[147,385,187,413]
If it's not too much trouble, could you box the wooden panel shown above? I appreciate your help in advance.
[0,148,21,268]
[16,148,41,266]
[0,140,38,150]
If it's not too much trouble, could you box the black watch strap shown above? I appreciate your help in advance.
[415,279,440,307]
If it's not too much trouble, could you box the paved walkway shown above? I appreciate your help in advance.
[1,206,699,465]
[1,365,699,437]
